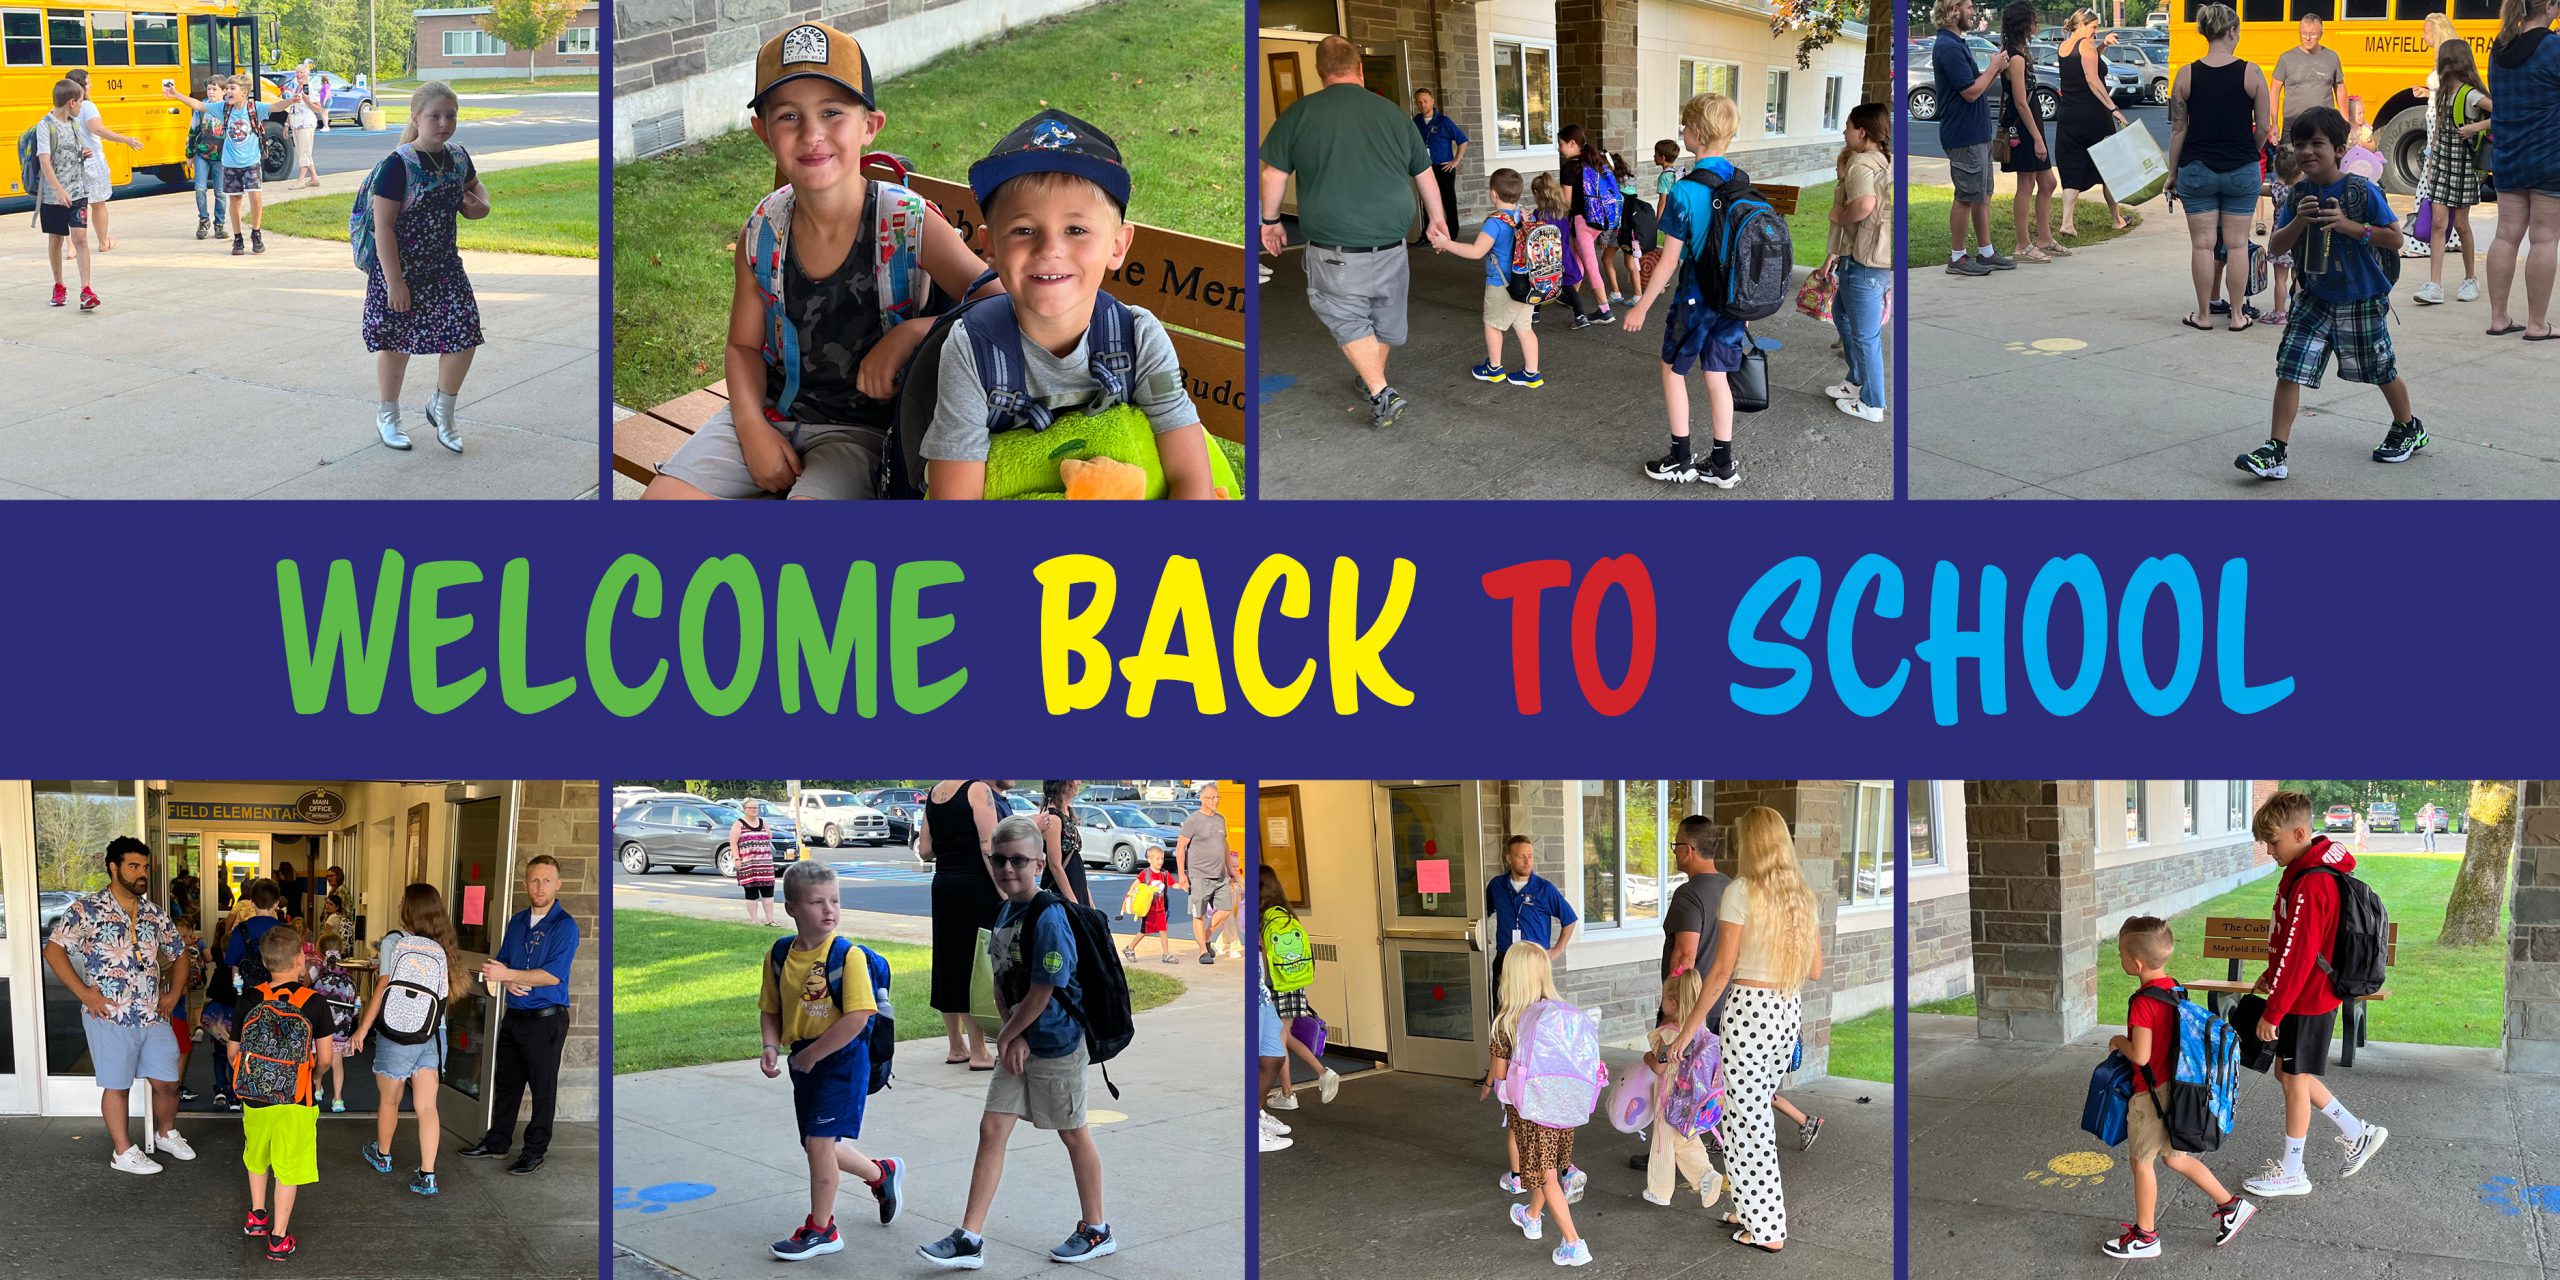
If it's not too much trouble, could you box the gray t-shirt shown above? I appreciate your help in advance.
[1179,811,1229,887]
[2274,46,2344,123]
[34,113,85,205]
[920,304,1198,462]
[1663,871,1730,982]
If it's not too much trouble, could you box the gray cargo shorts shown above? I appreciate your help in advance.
[655,405,888,500]
[1303,243,1411,346]
[1948,142,1994,205]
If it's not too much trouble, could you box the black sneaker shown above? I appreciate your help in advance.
[1369,386,1407,430]
[919,1229,986,1270]
[1570,312,1597,330]
[457,1141,508,1159]
[1946,256,1993,276]
[1643,448,1695,482]
[2235,439,2288,480]
[2210,297,2233,315]
[1797,1116,1824,1151]
[196,218,210,240]
[870,1157,905,1226]
[2212,1198,2257,1247]
[507,1152,545,1175]
[230,233,245,255]
[1980,250,2017,271]
[771,1217,843,1261]
[251,229,265,254]
[1696,452,1740,489]
[1050,1223,1117,1264]
[2372,418,2428,463]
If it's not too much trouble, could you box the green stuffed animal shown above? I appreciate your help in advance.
[981,403,1244,499]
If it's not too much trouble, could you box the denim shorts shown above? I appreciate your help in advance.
[371,1025,447,1079]
[2177,162,2260,218]
[83,1013,180,1090]
[1258,986,1287,1058]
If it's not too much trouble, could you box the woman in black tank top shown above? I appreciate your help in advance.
[2167,3,2275,330]
[922,778,1005,1069]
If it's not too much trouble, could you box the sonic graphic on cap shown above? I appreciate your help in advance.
[969,109,1130,210]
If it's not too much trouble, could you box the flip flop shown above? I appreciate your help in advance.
[2525,330,2560,341]
[2229,318,2255,333]
[2488,323,2527,336]
[969,1062,995,1072]
[2182,314,2213,331]
[944,1056,970,1065]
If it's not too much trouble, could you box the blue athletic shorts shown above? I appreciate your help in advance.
[789,1039,868,1141]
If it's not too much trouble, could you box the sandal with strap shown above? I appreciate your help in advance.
[2038,241,2074,257]
[2019,246,2052,264]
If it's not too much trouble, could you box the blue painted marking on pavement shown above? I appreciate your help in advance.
[2479,1177,2560,1216]
[614,1182,717,1213]
[1753,334,1782,351]
[1259,373,1297,404]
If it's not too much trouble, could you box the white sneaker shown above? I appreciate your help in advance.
[1318,1068,1341,1104]
[1835,396,1885,423]
[1641,1190,1674,1206]
[2413,280,2445,305]
[2458,277,2480,302]
[1822,381,1860,401]
[1259,1130,1294,1153]
[1260,1110,1291,1137]
[2339,1123,2388,1177]
[1510,1202,1543,1240]
[1266,1090,1299,1111]
[154,1130,197,1161]
[1701,1169,1726,1209]
[110,1146,164,1175]
[2241,1161,2312,1197]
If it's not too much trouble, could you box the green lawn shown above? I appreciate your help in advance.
[1905,180,2145,266]
[263,159,599,258]
[1827,1006,1895,1084]
[380,75,598,96]
[612,909,1186,1074]
[1784,181,1836,270]
[1914,853,2509,1048]
[611,0,1242,409]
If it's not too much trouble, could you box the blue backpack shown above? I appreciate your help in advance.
[881,271,1142,499]
[767,935,897,1096]
[1681,164,1792,322]
[2134,984,2240,1153]
[1580,160,1624,233]
[349,143,472,272]
[2081,1050,2137,1146]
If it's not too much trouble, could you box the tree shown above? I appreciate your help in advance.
[1862,0,1895,106]
[1772,0,1863,72]
[2439,780,2519,947]
[476,0,581,83]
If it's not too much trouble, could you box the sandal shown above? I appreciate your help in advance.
[2264,310,2290,326]
[2488,322,2527,336]
[2037,241,2073,257]
[944,1055,971,1065]
[2019,246,2052,264]
[2228,316,2255,333]
[1730,1230,1783,1254]
[2182,313,2213,331]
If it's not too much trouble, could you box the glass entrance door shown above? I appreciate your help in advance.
[439,787,516,1137]
[0,782,30,1112]
[1374,783,1490,1078]
[33,781,147,1117]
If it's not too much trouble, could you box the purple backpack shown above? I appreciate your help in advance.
[1660,1026,1727,1138]
[1499,999,1608,1128]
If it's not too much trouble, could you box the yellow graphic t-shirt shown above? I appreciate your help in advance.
[758,935,878,1045]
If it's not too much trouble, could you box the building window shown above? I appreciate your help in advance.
[2124,782,2149,845]
[1492,36,1557,152]
[1765,69,1790,136]
[2229,780,2248,833]
[1822,73,1846,131]
[132,11,177,65]
[1578,780,1711,928]
[48,9,84,65]
[2183,781,2199,836]
[2,9,41,65]
[1679,57,1739,106]
[555,25,595,54]
[443,28,508,57]
[88,9,125,65]
[1848,781,1894,908]
[1580,780,1621,927]
[1909,782,1944,870]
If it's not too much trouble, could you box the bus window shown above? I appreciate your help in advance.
[3,10,41,65]
[2342,0,2385,17]
[90,10,127,65]
[2452,0,2497,19]
[2394,0,2447,19]
[134,11,175,64]
[44,7,81,64]
[2245,0,2287,22]
[2292,0,2334,19]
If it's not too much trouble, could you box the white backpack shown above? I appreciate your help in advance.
[376,931,448,1046]
[1499,998,1609,1129]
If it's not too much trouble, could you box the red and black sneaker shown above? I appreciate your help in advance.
[265,1234,296,1262]
[770,1216,843,1261]
[49,284,65,307]
[78,287,98,311]
[243,1209,270,1237]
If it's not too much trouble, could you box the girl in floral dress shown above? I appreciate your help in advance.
[364,81,489,456]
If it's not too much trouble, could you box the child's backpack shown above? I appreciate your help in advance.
[1121,877,1159,921]
[2302,865,2390,999]
[228,916,278,1006]
[16,120,40,206]
[1498,998,1609,1130]
[880,275,1141,499]
[1264,906,1315,993]
[1659,1025,1726,1139]
[1621,194,1660,254]
[233,984,318,1107]
[742,170,939,420]
[1580,159,1624,233]
[1007,890,1136,1098]
[2133,984,2241,1153]
[348,143,474,272]
[2457,82,2493,175]
[2339,177,2402,288]
[1682,165,1793,322]
[2081,1050,2136,1146]
[766,934,897,1095]
[1500,210,1566,305]
[375,930,449,1047]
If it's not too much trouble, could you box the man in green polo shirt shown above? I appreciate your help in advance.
[1259,35,1447,431]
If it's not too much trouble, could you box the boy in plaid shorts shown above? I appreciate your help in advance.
[2237,106,2426,481]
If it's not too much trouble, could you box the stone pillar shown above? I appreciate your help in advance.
[1554,0,1639,158]
[514,780,602,1123]
[1964,780,2100,1043]
[2510,781,2560,1074]
[1433,1,1487,229]
[1712,782,1845,1080]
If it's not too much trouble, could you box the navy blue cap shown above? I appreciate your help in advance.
[969,110,1130,212]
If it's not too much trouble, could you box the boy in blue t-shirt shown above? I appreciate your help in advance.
[162,78,268,256]
[919,818,1113,1270]
[1622,92,1752,489]
[1429,167,1543,388]
[2239,106,2426,481]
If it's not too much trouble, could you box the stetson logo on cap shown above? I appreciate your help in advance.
[778,24,827,67]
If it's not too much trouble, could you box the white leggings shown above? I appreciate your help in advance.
[1721,986,1804,1244]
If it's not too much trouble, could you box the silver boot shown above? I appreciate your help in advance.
[426,390,462,454]
[375,401,411,450]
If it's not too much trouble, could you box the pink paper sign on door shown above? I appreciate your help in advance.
[1414,859,1451,895]
[462,884,486,926]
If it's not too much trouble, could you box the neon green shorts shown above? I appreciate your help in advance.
[241,1103,320,1185]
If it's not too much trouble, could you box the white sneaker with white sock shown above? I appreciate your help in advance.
[1266,1090,1298,1111]
[2242,1158,2311,1197]
[1260,1110,1291,1136]
[2339,1122,2388,1177]
[155,1130,196,1161]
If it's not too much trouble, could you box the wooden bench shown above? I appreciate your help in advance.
[613,161,1246,489]
[2184,915,2396,1068]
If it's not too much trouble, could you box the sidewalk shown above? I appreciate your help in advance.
[611,934,1244,1280]
[1257,229,1894,501]
[0,141,599,499]
[1260,1057,1895,1278]
[1905,160,2560,499]
[1908,1012,2560,1277]
[0,1115,599,1277]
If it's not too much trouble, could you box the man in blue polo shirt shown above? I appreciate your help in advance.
[1483,833,1577,998]
[1933,0,2014,275]
[1413,88,1470,246]
[459,855,580,1175]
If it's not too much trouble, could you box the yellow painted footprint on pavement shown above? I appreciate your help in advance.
[2020,1151,2114,1188]
[2007,338,2090,357]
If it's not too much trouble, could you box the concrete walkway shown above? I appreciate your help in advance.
[1905,164,2560,500]
[0,141,599,500]
[0,1115,599,1277]
[1908,1012,2560,1277]
[1259,1057,1895,1278]
[610,929,1242,1280]
[1257,230,1894,501]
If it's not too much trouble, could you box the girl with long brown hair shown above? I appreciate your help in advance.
[350,883,462,1196]
[2417,37,2494,303]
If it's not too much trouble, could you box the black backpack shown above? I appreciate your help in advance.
[2302,864,2389,999]
[228,916,278,1005]
[880,270,1140,499]
[767,934,896,1095]
[1000,889,1135,1098]
[1621,194,1660,254]
[1682,164,1793,322]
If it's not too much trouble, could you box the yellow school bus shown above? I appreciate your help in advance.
[5,0,289,199]
[2169,0,2500,192]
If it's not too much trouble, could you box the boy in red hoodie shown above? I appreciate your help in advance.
[2240,790,2389,1199]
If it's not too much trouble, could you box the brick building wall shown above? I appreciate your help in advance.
[415,6,602,78]
[2096,833,2264,927]
[1908,890,1973,1004]
[512,780,601,1123]
[2511,781,2560,1074]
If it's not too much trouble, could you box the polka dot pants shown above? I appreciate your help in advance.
[1721,986,1804,1244]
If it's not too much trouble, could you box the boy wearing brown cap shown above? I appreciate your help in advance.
[644,21,996,501]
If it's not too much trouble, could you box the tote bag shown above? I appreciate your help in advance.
[2089,122,2170,206]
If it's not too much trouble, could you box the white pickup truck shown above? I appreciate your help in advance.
[794,789,892,848]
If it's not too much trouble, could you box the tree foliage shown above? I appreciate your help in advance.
[34,789,137,902]
[476,0,584,82]
[1776,0,1862,69]
[245,0,421,81]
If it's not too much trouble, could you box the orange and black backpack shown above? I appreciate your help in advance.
[234,983,317,1106]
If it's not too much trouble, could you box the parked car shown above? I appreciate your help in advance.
[2367,801,2401,833]
[792,789,892,847]
[708,798,803,861]
[855,787,931,810]
[259,70,374,127]
[2145,9,2169,29]
[1908,37,2062,123]
[616,800,799,875]
[2099,41,2169,105]
[2324,804,2357,832]
[880,801,923,846]
[1081,783,1142,803]
[1074,803,1181,874]
[1138,804,1192,829]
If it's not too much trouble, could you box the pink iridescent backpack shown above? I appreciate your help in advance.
[1660,1025,1727,1138]
[1499,999,1609,1129]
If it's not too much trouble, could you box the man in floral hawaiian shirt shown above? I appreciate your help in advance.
[41,836,196,1174]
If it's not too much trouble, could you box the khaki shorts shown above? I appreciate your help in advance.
[654,405,887,500]
[1482,285,1533,333]
[2125,1088,2169,1162]
[985,1041,1089,1131]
